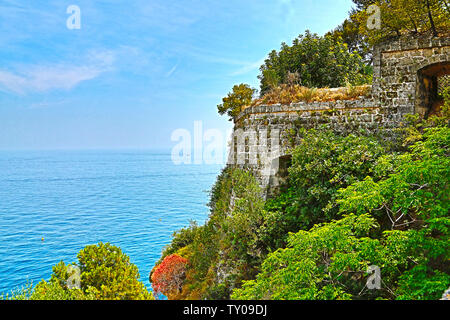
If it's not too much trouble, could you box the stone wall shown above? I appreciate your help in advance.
[227,96,385,196]
[372,35,450,117]
[227,34,450,197]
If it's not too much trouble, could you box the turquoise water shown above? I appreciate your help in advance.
[0,150,223,294]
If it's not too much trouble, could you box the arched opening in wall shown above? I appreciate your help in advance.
[277,155,292,180]
[416,62,450,118]
[273,154,292,190]
[267,154,292,197]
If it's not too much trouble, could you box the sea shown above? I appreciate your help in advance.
[0,150,223,294]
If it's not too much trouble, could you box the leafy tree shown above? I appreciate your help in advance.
[35,243,152,300]
[326,15,372,62]
[337,128,449,299]
[217,84,255,120]
[353,0,450,45]
[328,1,449,62]
[30,279,94,300]
[232,214,394,300]
[76,242,153,300]
[258,31,371,95]
[151,254,188,299]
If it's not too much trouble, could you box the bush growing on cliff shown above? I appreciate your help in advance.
[194,168,267,299]
[152,168,268,299]
[156,221,199,266]
[217,84,255,121]
[259,128,386,250]
[30,243,153,300]
[151,254,188,299]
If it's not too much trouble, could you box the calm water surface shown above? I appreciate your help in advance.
[0,150,223,294]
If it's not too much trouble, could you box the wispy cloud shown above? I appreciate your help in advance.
[0,50,115,95]
[230,57,266,76]
[165,64,178,77]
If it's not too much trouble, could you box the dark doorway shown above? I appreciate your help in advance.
[278,155,292,180]
[416,62,450,118]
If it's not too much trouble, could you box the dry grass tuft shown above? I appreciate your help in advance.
[247,84,372,109]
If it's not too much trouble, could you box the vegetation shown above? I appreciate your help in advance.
[259,129,387,250]
[4,0,449,302]
[327,0,450,61]
[151,168,267,299]
[153,80,450,299]
[217,0,449,119]
[258,31,372,96]
[352,0,450,43]
[2,243,153,300]
[151,254,188,299]
[218,32,374,118]
[251,84,371,107]
[234,119,449,300]
[217,83,255,121]
[326,14,371,62]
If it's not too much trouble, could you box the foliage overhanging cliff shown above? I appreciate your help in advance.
[152,0,450,300]
[154,88,449,300]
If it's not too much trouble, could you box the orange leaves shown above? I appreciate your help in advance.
[151,254,188,298]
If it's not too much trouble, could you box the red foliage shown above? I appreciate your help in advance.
[151,254,188,297]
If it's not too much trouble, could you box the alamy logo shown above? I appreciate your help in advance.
[66,5,81,30]
[366,265,381,290]
[228,127,280,177]
[170,121,281,177]
[367,5,381,30]
[66,265,81,289]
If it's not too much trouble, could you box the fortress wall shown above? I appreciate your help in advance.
[227,35,450,197]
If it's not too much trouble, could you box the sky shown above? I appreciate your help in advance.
[0,0,354,150]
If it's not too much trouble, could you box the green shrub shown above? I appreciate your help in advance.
[157,168,267,299]
[259,128,386,250]
[6,243,154,300]
[77,242,153,300]
[258,31,371,95]
[217,84,255,120]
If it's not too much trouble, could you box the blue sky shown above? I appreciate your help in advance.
[0,0,354,150]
